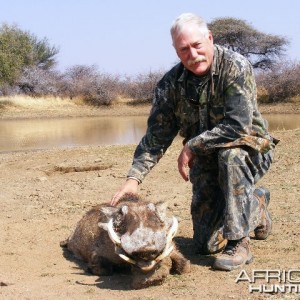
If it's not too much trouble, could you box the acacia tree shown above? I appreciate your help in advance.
[208,18,289,70]
[0,24,58,87]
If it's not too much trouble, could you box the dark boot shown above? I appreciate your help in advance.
[254,187,272,240]
[213,237,253,271]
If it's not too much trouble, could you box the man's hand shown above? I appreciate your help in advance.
[111,178,139,206]
[177,144,195,181]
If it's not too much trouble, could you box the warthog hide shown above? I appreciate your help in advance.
[60,193,190,289]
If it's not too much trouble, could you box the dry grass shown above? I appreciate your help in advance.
[289,95,300,103]
[0,95,298,121]
[0,95,80,109]
[0,95,152,120]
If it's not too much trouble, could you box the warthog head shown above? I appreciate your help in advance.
[99,195,178,272]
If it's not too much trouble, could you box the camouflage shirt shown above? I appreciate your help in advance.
[127,44,278,183]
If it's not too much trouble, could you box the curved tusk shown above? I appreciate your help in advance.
[105,217,177,272]
[105,219,121,246]
[118,253,137,265]
[137,245,175,271]
[139,261,156,272]
[155,244,174,263]
[166,217,178,244]
[153,217,177,264]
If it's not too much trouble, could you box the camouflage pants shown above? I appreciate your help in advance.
[189,147,274,254]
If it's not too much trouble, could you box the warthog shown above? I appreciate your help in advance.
[60,193,190,289]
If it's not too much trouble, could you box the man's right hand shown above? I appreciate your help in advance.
[110,178,139,206]
[177,143,195,181]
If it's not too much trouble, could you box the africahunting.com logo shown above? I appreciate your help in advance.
[236,269,300,294]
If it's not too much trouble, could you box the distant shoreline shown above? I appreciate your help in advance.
[0,97,299,120]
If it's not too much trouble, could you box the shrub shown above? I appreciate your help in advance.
[62,65,120,106]
[123,70,164,104]
[18,67,62,97]
[256,61,300,103]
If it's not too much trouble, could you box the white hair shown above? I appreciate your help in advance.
[170,13,210,42]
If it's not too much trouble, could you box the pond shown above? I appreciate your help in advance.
[0,114,299,153]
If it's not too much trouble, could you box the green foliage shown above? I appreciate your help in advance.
[30,36,58,70]
[0,23,58,86]
[208,18,289,70]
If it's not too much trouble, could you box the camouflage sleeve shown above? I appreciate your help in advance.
[187,59,267,153]
[127,77,179,183]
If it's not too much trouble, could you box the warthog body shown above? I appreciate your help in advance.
[60,193,190,289]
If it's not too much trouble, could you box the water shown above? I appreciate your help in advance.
[0,114,299,153]
[0,116,147,153]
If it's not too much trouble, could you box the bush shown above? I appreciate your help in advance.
[123,70,164,104]
[18,67,63,97]
[256,61,300,103]
[0,83,19,96]
[62,65,120,106]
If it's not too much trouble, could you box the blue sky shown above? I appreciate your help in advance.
[1,0,299,75]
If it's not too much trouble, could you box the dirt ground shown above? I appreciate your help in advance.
[0,102,299,300]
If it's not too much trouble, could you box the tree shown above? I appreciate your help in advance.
[0,23,59,86]
[208,18,289,70]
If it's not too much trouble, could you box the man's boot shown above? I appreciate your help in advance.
[254,187,272,240]
[213,237,253,271]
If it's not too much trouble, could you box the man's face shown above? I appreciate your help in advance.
[173,23,214,76]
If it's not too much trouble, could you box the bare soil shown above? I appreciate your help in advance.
[0,103,299,300]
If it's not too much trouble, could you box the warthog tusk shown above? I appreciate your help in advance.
[152,217,177,265]
[118,253,136,265]
[117,243,175,272]
[166,217,178,244]
[155,244,174,263]
[104,219,121,246]
[104,216,178,271]
[136,217,178,271]
[138,261,157,272]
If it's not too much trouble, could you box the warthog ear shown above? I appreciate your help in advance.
[100,206,119,219]
[147,203,156,212]
[155,201,168,222]
[121,205,128,215]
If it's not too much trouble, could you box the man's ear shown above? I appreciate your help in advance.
[208,30,213,43]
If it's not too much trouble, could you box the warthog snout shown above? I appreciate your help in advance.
[131,250,159,261]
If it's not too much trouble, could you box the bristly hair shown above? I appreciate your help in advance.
[118,193,141,203]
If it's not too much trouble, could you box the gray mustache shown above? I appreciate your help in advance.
[187,55,206,66]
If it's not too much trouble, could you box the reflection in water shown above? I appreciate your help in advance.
[0,116,147,152]
[0,114,299,152]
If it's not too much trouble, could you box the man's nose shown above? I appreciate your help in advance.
[189,47,198,58]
